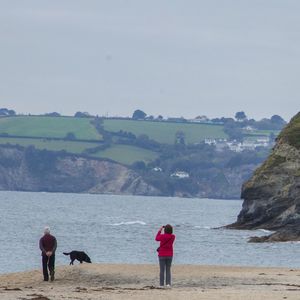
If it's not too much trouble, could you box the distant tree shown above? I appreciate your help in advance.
[134,134,160,150]
[271,115,286,125]
[131,161,146,171]
[157,115,163,121]
[44,112,61,117]
[0,108,8,115]
[220,117,235,124]
[247,118,256,126]
[175,131,185,145]
[167,117,187,123]
[0,108,16,116]
[25,146,57,175]
[211,118,223,124]
[135,134,151,147]
[8,109,16,116]
[224,122,243,141]
[195,115,208,121]
[74,111,91,118]
[64,132,76,140]
[269,132,276,143]
[255,118,273,130]
[255,117,285,130]
[235,111,247,121]
[132,109,146,120]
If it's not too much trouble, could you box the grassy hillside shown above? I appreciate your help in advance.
[103,119,227,144]
[246,130,280,137]
[0,116,102,140]
[277,111,300,149]
[91,144,159,165]
[0,116,160,165]
[0,115,276,167]
[0,137,158,164]
[0,137,99,154]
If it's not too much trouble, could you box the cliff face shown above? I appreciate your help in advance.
[0,146,161,196]
[0,144,260,199]
[229,112,300,242]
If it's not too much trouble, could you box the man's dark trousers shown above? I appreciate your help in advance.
[42,254,55,281]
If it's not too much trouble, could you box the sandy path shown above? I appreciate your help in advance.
[1,264,300,299]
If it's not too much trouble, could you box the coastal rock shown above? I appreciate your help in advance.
[0,144,260,199]
[228,112,300,242]
[0,146,161,196]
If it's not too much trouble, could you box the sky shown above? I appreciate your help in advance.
[0,1,299,121]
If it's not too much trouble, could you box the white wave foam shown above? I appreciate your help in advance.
[259,229,273,234]
[110,220,146,226]
[195,225,211,229]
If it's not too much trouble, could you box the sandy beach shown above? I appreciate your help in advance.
[0,264,300,300]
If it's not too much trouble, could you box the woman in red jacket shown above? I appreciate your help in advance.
[155,224,175,287]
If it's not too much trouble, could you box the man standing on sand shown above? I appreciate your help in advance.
[39,226,57,281]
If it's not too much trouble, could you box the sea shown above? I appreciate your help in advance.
[0,191,299,274]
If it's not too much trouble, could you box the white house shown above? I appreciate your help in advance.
[190,115,209,123]
[204,138,217,145]
[170,171,190,179]
[243,126,255,132]
[153,167,162,172]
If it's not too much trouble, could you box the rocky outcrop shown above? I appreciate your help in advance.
[0,144,260,199]
[0,146,161,196]
[228,112,300,242]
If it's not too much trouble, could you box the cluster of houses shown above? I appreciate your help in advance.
[204,136,273,152]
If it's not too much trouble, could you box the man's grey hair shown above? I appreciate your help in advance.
[44,226,50,234]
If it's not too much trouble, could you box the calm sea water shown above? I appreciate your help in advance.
[0,191,299,274]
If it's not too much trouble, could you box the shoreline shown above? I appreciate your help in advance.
[0,261,298,276]
[1,263,300,299]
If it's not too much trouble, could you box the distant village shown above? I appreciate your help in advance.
[204,136,273,153]
[153,133,273,180]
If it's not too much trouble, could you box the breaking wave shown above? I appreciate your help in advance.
[259,229,274,234]
[110,220,146,226]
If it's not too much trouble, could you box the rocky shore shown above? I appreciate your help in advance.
[0,146,161,196]
[0,144,260,199]
[228,112,300,242]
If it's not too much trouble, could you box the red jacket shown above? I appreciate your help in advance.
[39,234,57,255]
[155,230,175,257]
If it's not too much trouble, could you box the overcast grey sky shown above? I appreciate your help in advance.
[0,1,299,121]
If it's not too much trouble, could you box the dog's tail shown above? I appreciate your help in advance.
[63,252,70,256]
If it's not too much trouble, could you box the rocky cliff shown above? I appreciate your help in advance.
[228,112,300,242]
[0,143,260,199]
[0,146,161,196]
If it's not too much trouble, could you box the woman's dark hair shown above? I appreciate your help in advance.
[164,224,173,234]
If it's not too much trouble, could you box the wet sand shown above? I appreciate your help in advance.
[1,264,300,299]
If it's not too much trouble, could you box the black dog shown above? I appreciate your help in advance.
[63,251,92,265]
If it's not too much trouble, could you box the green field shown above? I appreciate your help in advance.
[243,130,279,141]
[103,119,227,144]
[247,130,280,136]
[0,137,100,154]
[0,116,274,166]
[0,137,158,165]
[91,144,158,165]
[0,116,102,140]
